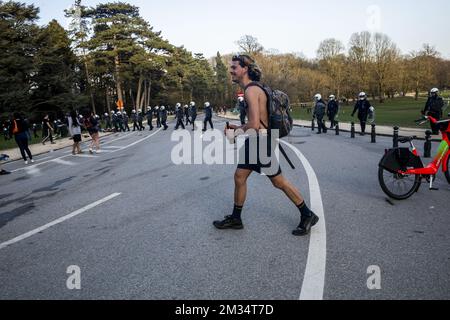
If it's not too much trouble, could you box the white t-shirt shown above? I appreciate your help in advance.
[68,117,82,136]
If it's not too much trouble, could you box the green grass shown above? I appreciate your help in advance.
[0,135,43,153]
[291,96,449,128]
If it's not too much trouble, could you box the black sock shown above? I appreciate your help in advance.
[297,201,312,217]
[231,205,243,220]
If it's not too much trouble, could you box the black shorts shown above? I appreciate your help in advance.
[237,135,282,177]
[73,134,82,143]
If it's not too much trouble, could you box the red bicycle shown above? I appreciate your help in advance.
[378,114,450,200]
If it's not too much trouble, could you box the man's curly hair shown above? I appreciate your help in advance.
[232,54,262,82]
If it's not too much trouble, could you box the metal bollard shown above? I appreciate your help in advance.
[424,130,432,158]
[335,121,340,136]
[351,122,355,138]
[371,124,376,143]
[393,126,399,148]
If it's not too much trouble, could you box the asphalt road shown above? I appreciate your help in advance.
[0,117,449,300]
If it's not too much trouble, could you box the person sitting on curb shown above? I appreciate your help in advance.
[0,154,11,175]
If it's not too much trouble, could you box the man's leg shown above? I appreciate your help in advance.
[269,174,319,236]
[234,168,252,207]
[213,168,252,229]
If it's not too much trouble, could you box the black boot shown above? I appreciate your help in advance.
[292,213,319,236]
[213,215,244,230]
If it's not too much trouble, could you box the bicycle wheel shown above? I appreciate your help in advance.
[445,156,450,184]
[378,167,421,200]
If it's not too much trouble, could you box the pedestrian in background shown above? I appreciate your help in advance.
[313,94,327,134]
[351,92,372,136]
[42,114,55,145]
[11,112,34,164]
[327,95,339,129]
[68,110,83,155]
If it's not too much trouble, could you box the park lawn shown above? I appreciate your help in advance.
[290,96,450,128]
[0,135,43,153]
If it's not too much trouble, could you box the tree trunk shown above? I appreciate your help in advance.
[415,82,419,101]
[106,88,111,114]
[135,73,144,109]
[146,80,151,108]
[379,82,384,103]
[129,88,135,109]
[115,54,123,104]
[142,80,147,108]
[83,59,96,114]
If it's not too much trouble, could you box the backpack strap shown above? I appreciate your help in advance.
[244,82,270,129]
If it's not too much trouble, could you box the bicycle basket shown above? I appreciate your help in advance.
[379,148,423,173]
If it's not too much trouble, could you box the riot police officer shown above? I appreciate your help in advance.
[190,101,197,131]
[238,96,246,125]
[327,95,339,129]
[203,102,213,132]
[175,103,185,130]
[423,88,445,134]
[351,92,372,136]
[160,106,169,130]
[146,106,154,131]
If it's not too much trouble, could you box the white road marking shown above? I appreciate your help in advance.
[9,130,162,172]
[0,193,121,251]
[52,158,76,166]
[101,132,133,146]
[280,140,327,301]
[72,154,99,158]
[35,156,52,162]
[25,166,42,177]
[11,155,71,173]
[118,128,163,151]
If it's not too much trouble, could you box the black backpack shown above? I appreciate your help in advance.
[245,82,293,138]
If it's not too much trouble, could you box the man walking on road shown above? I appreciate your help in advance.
[11,113,34,164]
[42,114,55,145]
[175,103,185,130]
[160,106,169,130]
[238,96,247,125]
[352,92,372,136]
[327,95,339,129]
[213,54,319,236]
[423,88,445,134]
[190,101,197,131]
[202,102,214,132]
[146,106,154,131]
[313,94,327,134]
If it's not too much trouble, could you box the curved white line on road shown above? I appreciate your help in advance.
[280,140,327,301]
[0,193,121,251]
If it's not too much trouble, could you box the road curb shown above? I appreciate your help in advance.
[215,114,441,143]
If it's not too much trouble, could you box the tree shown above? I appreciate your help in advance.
[214,52,229,106]
[317,38,346,98]
[236,35,264,55]
[348,31,373,94]
[372,33,399,102]
[84,2,171,112]
[0,1,39,114]
[409,44,439,100]
[65,0,96,113]
[31,20,85,116]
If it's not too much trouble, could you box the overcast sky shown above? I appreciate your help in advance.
[21,0,450,59]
